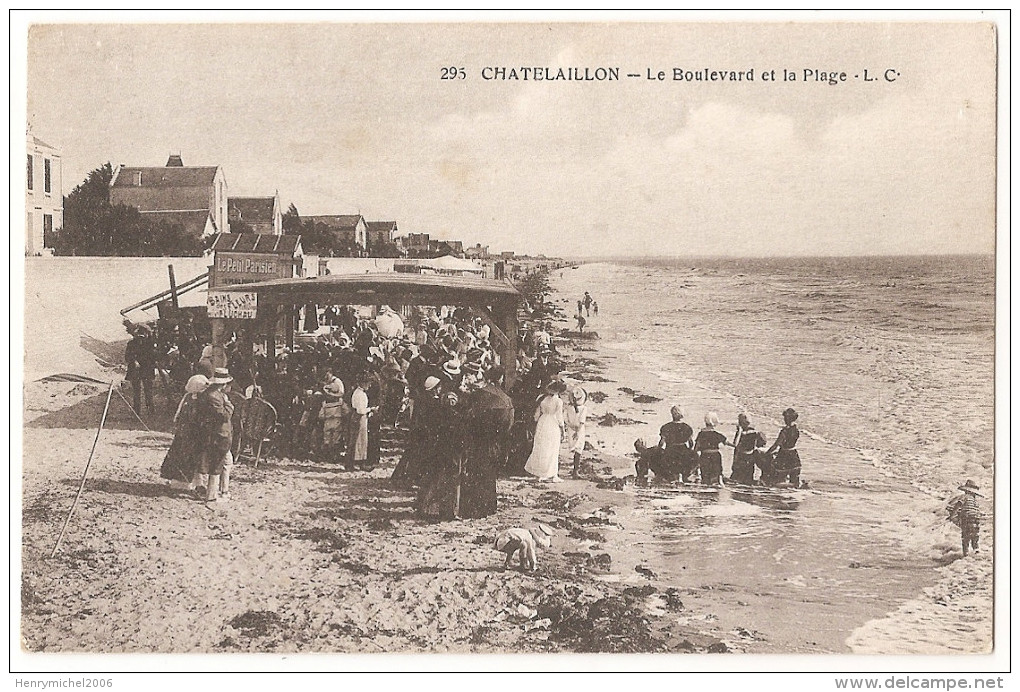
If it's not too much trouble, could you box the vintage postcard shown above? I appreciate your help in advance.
[12,11,1007,680]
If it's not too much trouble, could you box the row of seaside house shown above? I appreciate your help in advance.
[25,138,522,264]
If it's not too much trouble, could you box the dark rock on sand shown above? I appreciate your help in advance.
[635,565,658,579]
[568,527,606,543]
[663,588,685,611]
[632,394,662,404]
[597,412,641,427]
[587,391,608,403]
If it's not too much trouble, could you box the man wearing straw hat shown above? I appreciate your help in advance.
[198,367,235,503]
[950,480,983,557]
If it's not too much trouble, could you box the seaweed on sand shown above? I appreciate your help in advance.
[597,413,641,427]
[538,590,665,653]
[228,610,282,638]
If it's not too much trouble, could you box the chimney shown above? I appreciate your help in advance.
[166,153,184,167]
[134,171,142,186]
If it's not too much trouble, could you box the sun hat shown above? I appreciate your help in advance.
[185,374,210,394]
[670,405,685,420]
[783,407,799,423]
[463,361,483,375]
[424,376,441,391]
[958,480,983,496]
[704,412,719,428]
[210,367,233,385]
[443,360,462,376]
[570,386,588,404]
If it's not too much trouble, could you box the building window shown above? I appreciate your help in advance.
[44,158,51,194]
[27,155,33,190]
[43,214,53,247]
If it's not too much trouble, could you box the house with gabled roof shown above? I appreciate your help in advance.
[25,130,62,255]
[109,154,227,236]
[228,192,282,235]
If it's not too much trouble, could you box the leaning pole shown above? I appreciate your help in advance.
[50,380,115,559]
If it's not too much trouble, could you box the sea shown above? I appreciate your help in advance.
[549,255,995,654]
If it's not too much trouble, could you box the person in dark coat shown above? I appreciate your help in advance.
[392,376,442,487]
[160,374,210,491]
[196,368,234,503]
[635,438,682,484]
[730,413,766,485]
[459,367,515,518]
[125,324,158,415]
[658,406,698,483]
[766,408,802,487]
[950,480,983,556]
[694,412,732,487]
[416,386,468,521]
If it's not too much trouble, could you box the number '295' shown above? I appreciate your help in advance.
[441,67,466,80]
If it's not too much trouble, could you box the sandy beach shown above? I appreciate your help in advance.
[21,375,733,655]
[19,260,994,657]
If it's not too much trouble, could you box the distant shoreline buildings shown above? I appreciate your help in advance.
[26,146,555,266]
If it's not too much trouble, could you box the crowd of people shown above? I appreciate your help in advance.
[149,281,806,515]
[150,298,580,512]
[635,406,805,488]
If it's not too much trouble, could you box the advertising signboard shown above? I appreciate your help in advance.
[207,290,258,319]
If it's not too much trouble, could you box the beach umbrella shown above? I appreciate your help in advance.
[375,308,404,339]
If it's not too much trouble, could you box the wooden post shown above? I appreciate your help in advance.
[266,304,277,370]
[286,306,295,351]
[167,264,179,311]
[211,317,227,368]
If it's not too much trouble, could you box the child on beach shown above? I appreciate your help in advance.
[318,379,348,464]
[565,387,588,479]
[948,480,983,556]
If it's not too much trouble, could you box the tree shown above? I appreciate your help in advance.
[53,162,208,256]
[282,203,302,235]
[369,241,403,258]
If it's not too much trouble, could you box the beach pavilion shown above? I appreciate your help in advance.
[209,272,523,383]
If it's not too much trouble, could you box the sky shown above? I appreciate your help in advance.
[24,19,997,257]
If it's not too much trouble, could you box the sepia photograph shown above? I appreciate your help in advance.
[11,10,1009,680]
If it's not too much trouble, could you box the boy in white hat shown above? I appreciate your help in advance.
[494,524,554,571]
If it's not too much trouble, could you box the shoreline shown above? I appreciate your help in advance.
[19,263,993,656]
[543,263,993,655]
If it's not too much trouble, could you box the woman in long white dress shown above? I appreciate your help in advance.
[525,381,567,482]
